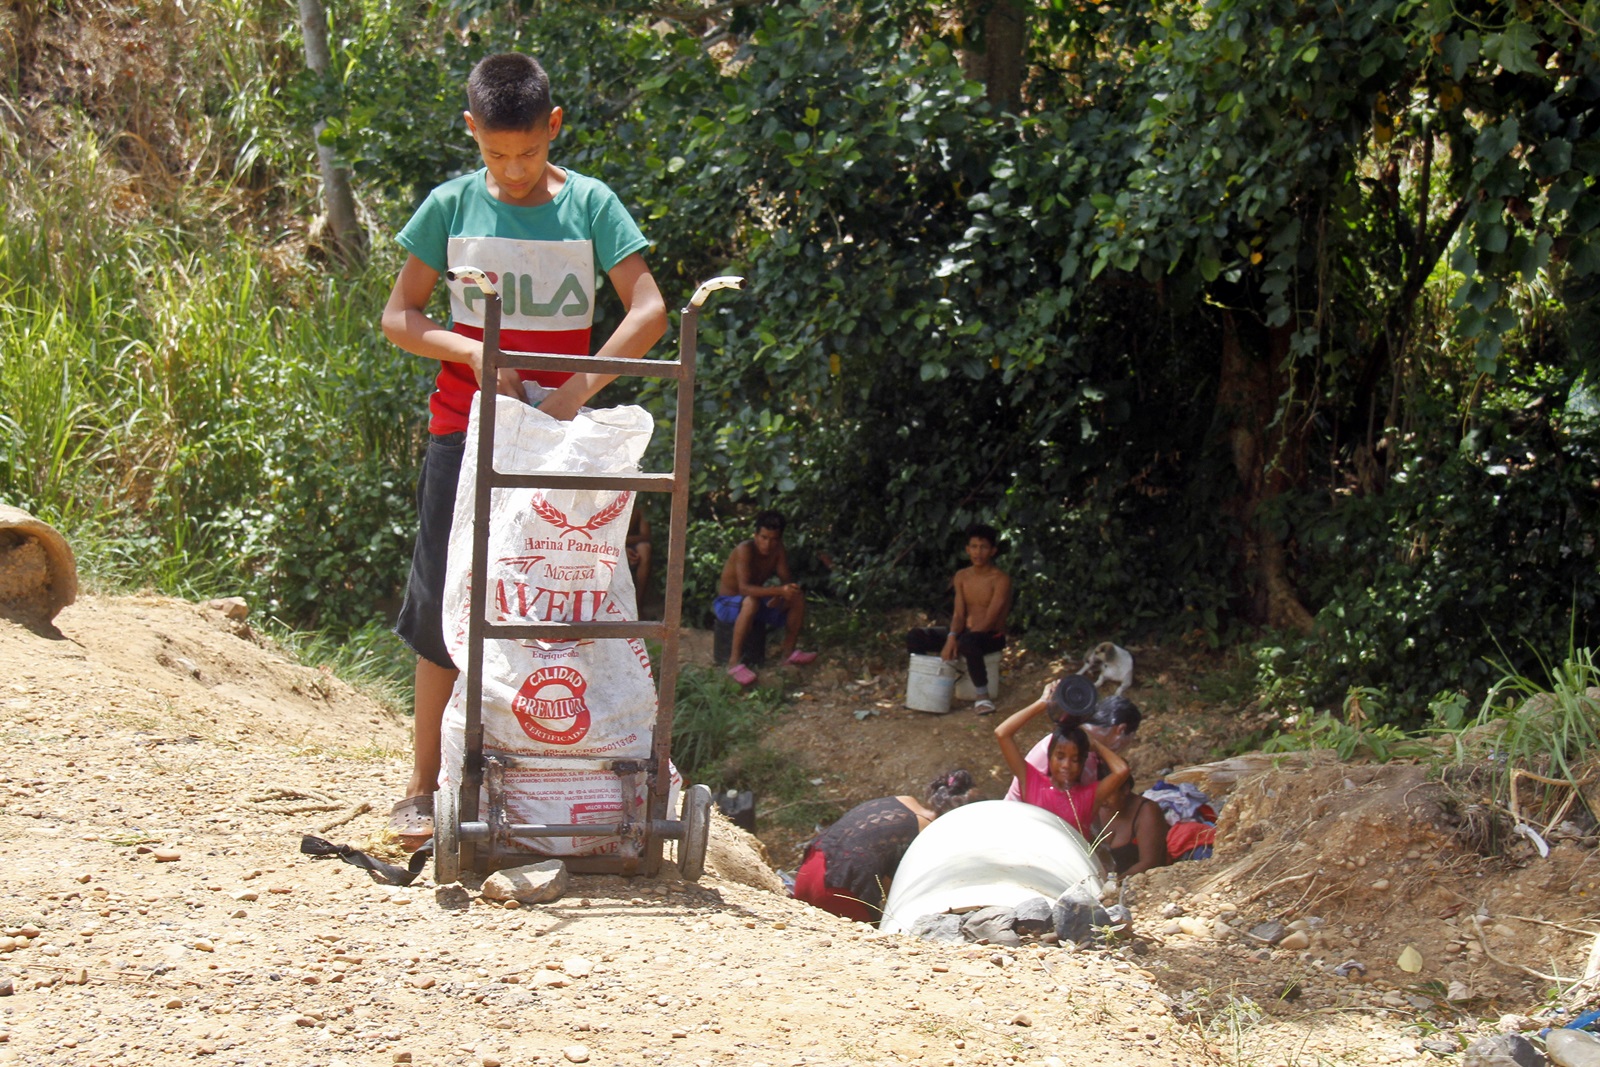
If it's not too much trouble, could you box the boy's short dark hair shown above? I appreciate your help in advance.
[467,53,552,130]
[965,523,998,547]
[754,510,786,534]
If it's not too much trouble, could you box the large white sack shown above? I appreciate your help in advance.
[877,801,1104,934]
[439,394,669,856]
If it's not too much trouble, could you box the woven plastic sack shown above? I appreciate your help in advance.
[439,393,673,856]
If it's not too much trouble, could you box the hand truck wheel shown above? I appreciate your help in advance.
[434,781,461,885]
[678,783,712,882]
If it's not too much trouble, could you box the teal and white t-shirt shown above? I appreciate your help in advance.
[397,167,649,433]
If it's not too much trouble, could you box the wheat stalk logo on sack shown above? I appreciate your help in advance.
[497,491,632,574]
[530,491,631,539]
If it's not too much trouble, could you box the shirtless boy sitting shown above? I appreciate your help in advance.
[906,523,1012,714]
[713,510,817,686]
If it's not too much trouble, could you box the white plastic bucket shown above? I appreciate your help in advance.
[953,651,1003,702]
[905,654,958,713]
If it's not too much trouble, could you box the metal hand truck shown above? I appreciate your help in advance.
[434,269,743,884]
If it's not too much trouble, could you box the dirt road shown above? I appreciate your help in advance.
[1,595,1581,1066]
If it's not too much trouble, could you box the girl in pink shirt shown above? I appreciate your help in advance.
[994,684,1130,836]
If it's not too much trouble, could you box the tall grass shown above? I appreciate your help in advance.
[1471,644,1600,815]
[0,5,430,632]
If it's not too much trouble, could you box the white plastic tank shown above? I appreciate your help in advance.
[877,800,1104,934]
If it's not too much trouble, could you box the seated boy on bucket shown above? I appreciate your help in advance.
[906,523,1011,714]
[713,510,817,686]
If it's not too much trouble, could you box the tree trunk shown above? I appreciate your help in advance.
[298,0,366,267]
[1216,313,1317,634]
[959,1,1026,113]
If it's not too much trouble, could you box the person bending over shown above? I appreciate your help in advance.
[1094,776,1170,877]
[995,683,1129,836]
[713,510,816,686]
[906,523,1012,714]
[793,770,980,922]
[1004,692,1142,803]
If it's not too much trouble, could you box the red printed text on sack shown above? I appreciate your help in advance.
[511,666,591,745]
[494,581,608,622]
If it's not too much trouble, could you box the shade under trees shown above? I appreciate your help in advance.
[319,0,1599,717]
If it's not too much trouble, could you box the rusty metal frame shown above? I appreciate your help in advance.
[452,279,735,877]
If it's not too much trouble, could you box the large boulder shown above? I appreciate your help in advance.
[0,506,77,624]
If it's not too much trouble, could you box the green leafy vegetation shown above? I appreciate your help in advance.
[1,0,1595,737]
[668,664,789,783]
[1259,642,1600,853]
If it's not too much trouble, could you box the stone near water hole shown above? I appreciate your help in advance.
[1278,930,1311,951]
[1461,1033,1544,1067]
[1013,896,1054,935]
[1176,917,1209,937]
[908,914,964,944]
[482,861,569,905]
[1160,902,1185,919]
[961,907,1021,946]
[1052,888,1111,946]
[563,1045,590,1063]
[1249,921,1287,944]
[1548,1028,1600,1067]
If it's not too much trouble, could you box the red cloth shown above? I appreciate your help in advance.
[792,849,878,923]
[428,324,591,435]
[1166,820,1217,859]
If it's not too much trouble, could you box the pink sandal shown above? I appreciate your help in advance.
[727,663,757,687]
[785,650,818,666]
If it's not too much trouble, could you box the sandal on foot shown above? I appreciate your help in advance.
[785,649,818,666]
[727,663,757,687]
[389,794,434,850]
[974,699,997,715]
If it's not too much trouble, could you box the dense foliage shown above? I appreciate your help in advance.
[2,0,1595,721]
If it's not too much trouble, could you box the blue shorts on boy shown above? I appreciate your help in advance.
[393,167,649,667]
[712,594,789,629]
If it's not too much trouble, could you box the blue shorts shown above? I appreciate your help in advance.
[713,594,788,629]
[394,432,466,670]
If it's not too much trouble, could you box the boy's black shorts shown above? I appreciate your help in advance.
[395,432,466,670]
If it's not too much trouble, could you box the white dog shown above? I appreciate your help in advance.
[1077,641,1134,695]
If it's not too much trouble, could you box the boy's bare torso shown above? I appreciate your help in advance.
[718,538,786,597]
[955,563,1010,633]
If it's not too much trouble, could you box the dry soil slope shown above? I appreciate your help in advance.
[0,595,1212,1067]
